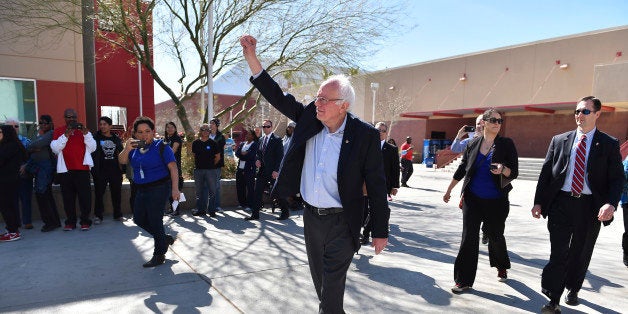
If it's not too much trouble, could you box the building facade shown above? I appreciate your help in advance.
[352,26,628,158]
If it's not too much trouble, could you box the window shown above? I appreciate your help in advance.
[100,106,128,130]
[0,78,38,139]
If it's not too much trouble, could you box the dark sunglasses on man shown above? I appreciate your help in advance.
[574,109,594,115]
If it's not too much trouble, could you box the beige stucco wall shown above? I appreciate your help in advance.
[0,21,83,83]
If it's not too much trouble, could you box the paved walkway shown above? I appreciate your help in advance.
[1,166,626,313]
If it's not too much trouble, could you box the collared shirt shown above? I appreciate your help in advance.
[300,116,347,208]
[380,139,385,150]
[561,127,596,194]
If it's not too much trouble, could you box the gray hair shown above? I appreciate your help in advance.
[321,74,355,108]
[4,117,19,125]
[375,121,388,130]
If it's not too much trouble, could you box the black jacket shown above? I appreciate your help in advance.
[382,141,400,193]
[0,141,26,183]
[533,129,624,224]
[251,70,389,251]
[256,133,283,178]
[453,135,519,196]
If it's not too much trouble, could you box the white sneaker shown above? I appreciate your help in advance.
[216,207,223,212]
[93,217,102,225]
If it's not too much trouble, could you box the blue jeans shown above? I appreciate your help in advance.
[194,169,218,213]
[18,174,33,225]
[211,168,222,209]
[133,181,170,256]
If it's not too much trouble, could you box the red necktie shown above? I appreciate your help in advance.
[571,134,587,195]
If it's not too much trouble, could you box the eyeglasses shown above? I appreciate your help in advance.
[262,125,272,129]
[314,96,344,104]
[484,117,503,124]
[378,129,387,133]
[574,109,593,115]
[65,115,77,119]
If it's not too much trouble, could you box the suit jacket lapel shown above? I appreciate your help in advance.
[587,129,601,170]
[560,131,576,174]
[337,114,355,182]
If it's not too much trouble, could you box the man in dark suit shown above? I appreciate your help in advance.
[531,96,625,314]
[241,34,390,313]
[245,119,285,220]
[361,122,400,244]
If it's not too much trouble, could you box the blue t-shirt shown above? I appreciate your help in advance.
[469,151,501,199]
[130,139,176,184]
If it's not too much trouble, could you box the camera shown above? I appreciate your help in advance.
[489,164,498,171]
[464,126,476,132]
[69,122,83,130]
[137,140,147,149]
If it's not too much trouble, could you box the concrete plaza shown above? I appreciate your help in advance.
[1,166,626,313]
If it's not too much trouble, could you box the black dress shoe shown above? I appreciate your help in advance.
[623,253,628,267]
[564,290,578,305]
[192,210,207,216]
[209,212,217,217]
[244,216,259,221]
[276,215,289,220]
[541,302,561,313]
[166,234,175,246]
[481,233,489,245]
[41,225,59,232]
[360,236,369,245]
[142,254,166,268]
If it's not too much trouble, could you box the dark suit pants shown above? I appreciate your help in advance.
[60,170,92,227]
[93,170,123,220]
[236,168,255,208]
[133,181,170,256]
[400,159,413,185]
[362,196,372,238]
[304,208,354,314]
[0,182,20,233]
[542,193,600,301]
[454,192,511,286]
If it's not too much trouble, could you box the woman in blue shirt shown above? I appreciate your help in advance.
[119,117,180,267]
[443,108,519,293]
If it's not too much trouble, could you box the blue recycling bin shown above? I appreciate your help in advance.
[425,155,434,168]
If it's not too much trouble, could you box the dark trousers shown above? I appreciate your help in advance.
[133,181,170,256]
[454,192,511,286]
[129,181,137,214]
[542,193,600,301]
[93,170,123,219]
[0,182,20,233]
[33,159,60,227]
[59,170,92,226]
[252,171,272,217]
[236,169,255,207]
[304,208,355,314]
[400,159,413,184]
[17,175,33,225]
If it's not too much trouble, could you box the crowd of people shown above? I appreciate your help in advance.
[0,35,626,314]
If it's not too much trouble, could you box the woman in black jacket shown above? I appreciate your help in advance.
[235,129,259,210]
[443,108,519,293]
[0,125,27,242]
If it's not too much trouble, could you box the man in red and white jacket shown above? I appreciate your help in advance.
[50,108,96,231]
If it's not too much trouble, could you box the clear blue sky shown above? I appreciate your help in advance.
[154,1,628,103]
[369,0,628,70]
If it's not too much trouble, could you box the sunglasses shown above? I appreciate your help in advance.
[484,117,503,124]
[38,122,50,125]
[13,125,19,129]
[574,109,593,115]
[65,115,77,119]
[262,125,272,129]
[378,129,387,133]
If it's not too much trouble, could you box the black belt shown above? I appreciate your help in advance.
[559,191,592,199]
[304,202,344,216]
